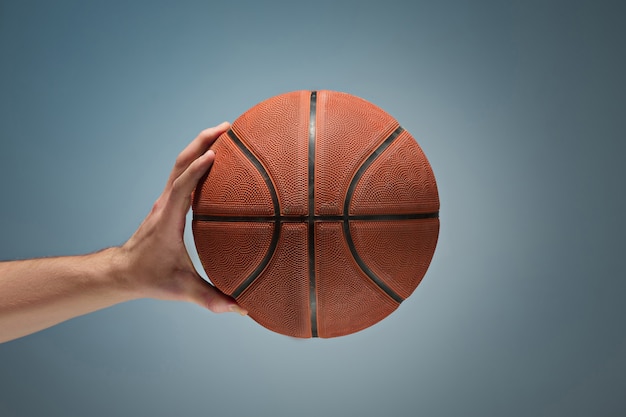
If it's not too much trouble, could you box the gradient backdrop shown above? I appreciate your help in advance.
[1,1,625,416]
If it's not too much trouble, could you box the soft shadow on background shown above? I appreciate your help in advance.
[1,1,625,416]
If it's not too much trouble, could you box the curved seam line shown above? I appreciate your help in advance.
[342,126,406,304]
[227,129,281,299]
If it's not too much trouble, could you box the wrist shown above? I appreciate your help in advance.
[94,247,141,303]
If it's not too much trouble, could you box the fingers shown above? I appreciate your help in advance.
[186,275,248,315]
[168,148,216,215]
[168,122,230,186]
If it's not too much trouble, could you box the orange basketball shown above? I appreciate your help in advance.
[192,90,439,338]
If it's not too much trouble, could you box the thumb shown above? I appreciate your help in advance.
[186,275,248,316]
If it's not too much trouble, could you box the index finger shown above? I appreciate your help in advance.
[167,122,230,186]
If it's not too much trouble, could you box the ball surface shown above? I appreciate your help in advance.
[192,90,439,338]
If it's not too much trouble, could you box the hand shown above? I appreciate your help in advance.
[119,122,248,315]
[0,123,246,343]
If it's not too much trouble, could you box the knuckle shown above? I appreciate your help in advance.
[204,291,227,313]
[171,176,185,194]
[151,199,162,213]
[174,153,188,169]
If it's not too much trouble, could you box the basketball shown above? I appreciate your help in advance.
[192,90,439,338]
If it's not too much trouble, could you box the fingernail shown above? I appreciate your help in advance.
[229,305,248,316]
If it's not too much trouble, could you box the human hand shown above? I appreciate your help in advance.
[0,123,246,343]
[118,122,248,315]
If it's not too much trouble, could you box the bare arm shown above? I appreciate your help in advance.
[0,122,246,344]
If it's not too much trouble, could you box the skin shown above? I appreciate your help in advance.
[0,122,247,344]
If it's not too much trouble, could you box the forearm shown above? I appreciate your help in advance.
[0,248,135,343]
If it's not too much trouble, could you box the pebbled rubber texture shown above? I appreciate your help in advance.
[192,90,439,338]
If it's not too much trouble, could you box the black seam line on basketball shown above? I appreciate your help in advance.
[342,125,406,304]
[193,212,439,222]
[308,91,318,338]
[227,129,281,299]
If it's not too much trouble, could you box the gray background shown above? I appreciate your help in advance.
[1,0,625,416]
